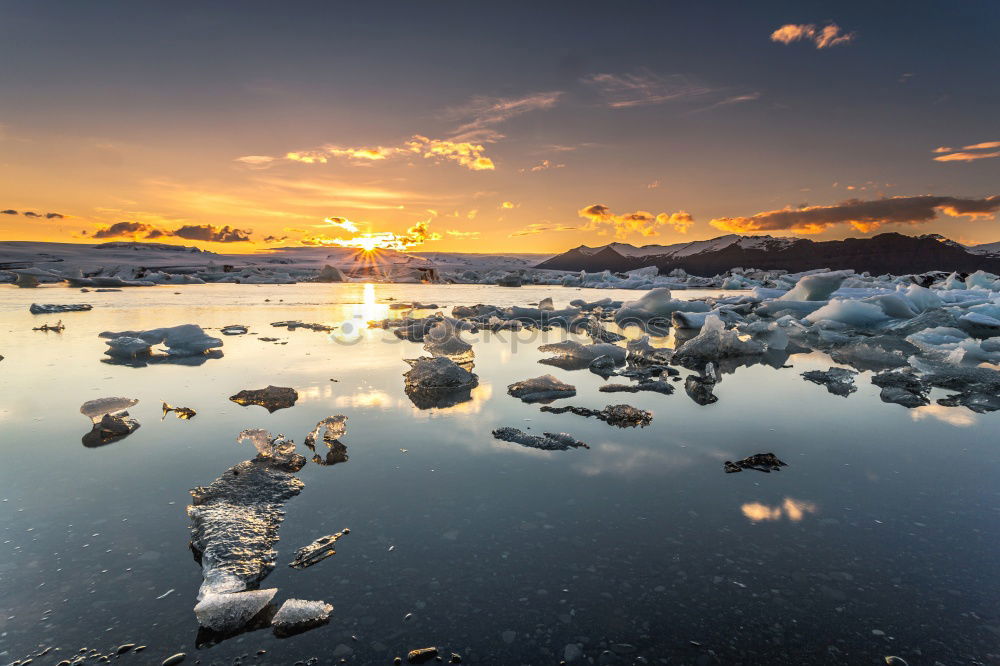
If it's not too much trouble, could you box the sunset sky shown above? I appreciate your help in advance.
[1,1,998,252]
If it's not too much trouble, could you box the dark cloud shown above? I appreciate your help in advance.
[263,235,288,242]
[145,229,166,239]
[23,211,41,218]
[171,224,252,242]
[45,212,64,219]
[710,195,1000,234]
[92,221,156,238]
[1,209,17,215]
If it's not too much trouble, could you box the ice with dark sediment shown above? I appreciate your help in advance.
[507,374,577,403]
[29,303,93,314]
[538,340,626,367]
[80,397,141,446]
[801,367,858,397]
[403,356,479,409]
[539,403,653,428]
[599,379,675,395]
[626,335,673,365]
[229,386,299,412]
[289,530,350,569]
[422,319,474,363]
[492,427,589,450]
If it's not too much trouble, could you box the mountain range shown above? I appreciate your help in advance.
[535,233,1000,276]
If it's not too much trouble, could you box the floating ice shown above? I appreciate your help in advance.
[684,373,718,405]
[80,397,141,447]
[230,386,299,412]
[779,270,852,301]
[674,315,765,364]
[507,374,577,403]
[724,453,787,473]
[99,324,223,357]
[492,427,589,450]
[403,356,479,409]
[290,530,350,569]
[538,340,626,368]
[220,324,248,335]
[194,588,277,633]
[162,402,196,419]
[29,303,92,314]
[599,379,675,395]
[539,403,652,428]
[801,367,858,397]
[422,319,473,361]
[303,416,349,466]
[615,288,709,325]
[804,299,890,328]
[272,599,334,635]
[104,336,152,359]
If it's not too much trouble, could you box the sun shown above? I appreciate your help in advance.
[354,235,381,252]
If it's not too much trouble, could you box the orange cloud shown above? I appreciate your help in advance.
[770,23,855,49]
[405,135,495,171]
[578,203,694,237]
[741,498,818,522]
[710,195,1000,234]
[934,151,1000,163]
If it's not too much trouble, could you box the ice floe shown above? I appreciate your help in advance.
[492,427,589,450]
[229,386,299,412]
[507,374,577,403]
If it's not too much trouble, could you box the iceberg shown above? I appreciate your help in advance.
[674,315,765,364]
[29,303,93,314]
[403,356,479,409]
[779,270,852,301]
[272,599,334,635]
[80,397,141,447]
[801,367,858,397]
[99,324,223,357]
[615,288,709,326]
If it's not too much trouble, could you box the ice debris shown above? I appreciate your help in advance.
[289,529,350,569]
[193,588,277,633]
[507,374,577,403]
[80,397,141,447]
[32,320,65,332]
[162,402,196,419]
[229,386,298,412]
[674,314,765,364]
[724,453,787,473]
[271,599,334,635]
[615,288,709,325]
[539,403,653,428]
[29,303,92,314]
[801,367,858,397]
[492,427,589,450]
[100,324,222,358]
[403,356,479,409]
[303,416,349,466]
[422,318,474,361]
[538,340,626,368]
[599,379,675,395]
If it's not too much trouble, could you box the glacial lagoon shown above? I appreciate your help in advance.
[1,283,998,665]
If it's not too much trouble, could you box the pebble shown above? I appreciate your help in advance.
[406,647,439,664]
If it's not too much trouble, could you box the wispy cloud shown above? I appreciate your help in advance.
[933,140,1000,162]
[0,208,64,218]
[509,223,579,237]
[770,23,856,49]
[710,194,1000,234]
[578,203,694,237]
[447,91,562,140]
[582,69,714,108]
[445,230,481,238]
[524,159,565,172]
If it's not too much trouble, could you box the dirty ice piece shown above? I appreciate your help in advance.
[29,303,93,314]
[304,416,349,466]
[289,529,350,569]
[80,397,141,447]
[492,427,589,451]
[801,367,858,396]
[724,453,787,473]
[539,403,652,428]
[162,402,197,419]
[229,385,298,412]
[403,356,479,409]
[507,374,576,403]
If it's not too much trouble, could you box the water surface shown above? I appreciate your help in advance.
[1,284,998,665]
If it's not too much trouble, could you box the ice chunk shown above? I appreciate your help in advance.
[194,589,277,633]
[779,270,852,301]
[684,374,718,405]
[403,356,479,409]
[804,299,890,328]
[724,453,787,473]
[958,311,1000,338]
[229,386,299,412]
[29,303,93,314]
[738,321,789,351]
[492,427,589,450]
[162,402,196,419]
[81,397,139,422]
[538,340,626,364]
[599,379,675,395]
[801,367,858,397]
[99,324,222,357]
[104,336,153,359]
[507,374,577,403]
[539,403,653,428]
[272,599,334,635]
[188,456,304,599]
[905,326,968,358]
[903,284,943,311]
[303,416,349,466]
[575,316,626,343]
[422,319,473,361]
[32,320,65,332]
[220,324,248,335]
[315,264,347,282]
[615,288,709,325]
[289,530,350,569]
[626,335,673,365]
[674,315,765,363]
[236,428,302,466]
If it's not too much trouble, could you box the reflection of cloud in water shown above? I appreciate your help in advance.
[335,389,395,409]
[407,382,493,417]
[574,442,694,478]
[910,404,977,427]
[741,497,818,522]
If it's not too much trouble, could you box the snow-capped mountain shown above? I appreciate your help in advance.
[536,233,1000,276]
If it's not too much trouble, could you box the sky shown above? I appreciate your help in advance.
[0,1,998,253]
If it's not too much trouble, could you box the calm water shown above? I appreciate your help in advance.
[1,284,998,666]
